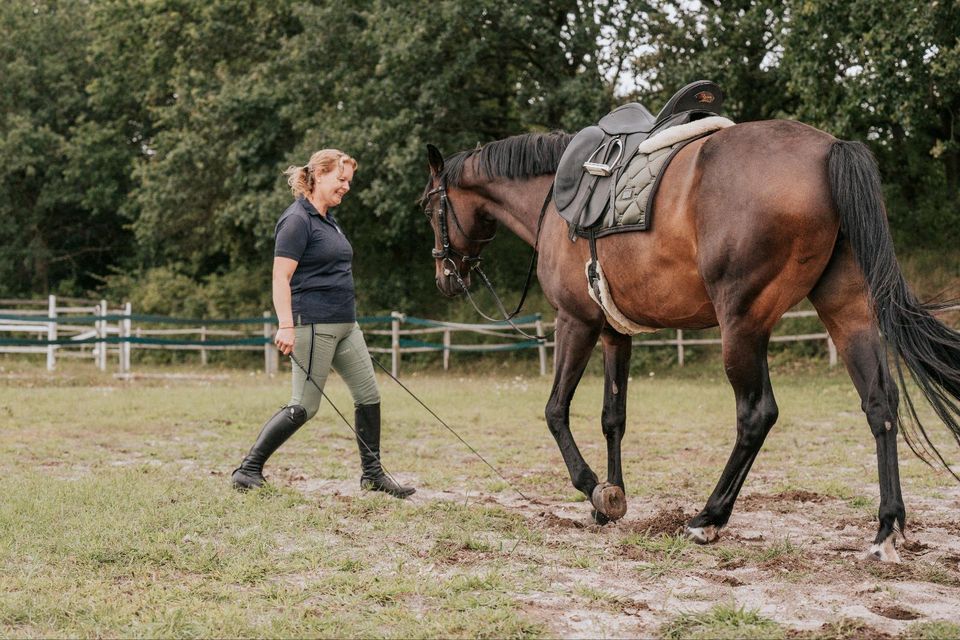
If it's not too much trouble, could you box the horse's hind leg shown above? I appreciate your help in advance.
[687,322,779,543]
[809,246,904,562]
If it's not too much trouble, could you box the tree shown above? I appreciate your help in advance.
[781,0,960,246]
[0,2,133,296]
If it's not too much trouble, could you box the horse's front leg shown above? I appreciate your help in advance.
[687,324,778,543]
[597,327,632,520]
[545,312,621,523]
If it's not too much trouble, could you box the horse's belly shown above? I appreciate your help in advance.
[599,238,717,330]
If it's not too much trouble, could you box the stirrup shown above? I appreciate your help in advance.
[583,138,624,176]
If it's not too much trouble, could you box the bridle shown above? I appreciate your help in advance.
[424,175,554,339]
[425,176,496,278]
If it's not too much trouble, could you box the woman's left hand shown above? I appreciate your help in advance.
[275,327,295,355]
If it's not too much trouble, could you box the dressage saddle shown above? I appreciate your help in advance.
[555,80,724,232]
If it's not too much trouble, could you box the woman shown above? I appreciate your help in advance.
[231,149,415,499]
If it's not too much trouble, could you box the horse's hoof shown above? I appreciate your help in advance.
[865,532,902,563]
[686,525,720,544]
[591,508,611,525]
[590,483,627,521]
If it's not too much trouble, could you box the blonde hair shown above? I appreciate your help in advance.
[284,149,358,199]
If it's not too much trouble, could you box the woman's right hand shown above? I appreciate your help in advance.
[275,327,295,355]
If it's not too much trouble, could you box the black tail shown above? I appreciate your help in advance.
[828,140,960,478]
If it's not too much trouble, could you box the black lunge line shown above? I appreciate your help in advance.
[288,352,407,491]
[368,354,530,502]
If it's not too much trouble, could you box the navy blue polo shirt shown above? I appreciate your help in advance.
[274,197,356,324]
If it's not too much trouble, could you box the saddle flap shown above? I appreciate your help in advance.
[554,125,605,213]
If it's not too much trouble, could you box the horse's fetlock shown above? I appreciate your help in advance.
[573,469,598,495]
[878,502,905,527]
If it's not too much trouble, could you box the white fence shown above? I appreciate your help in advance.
[8,296,948,375]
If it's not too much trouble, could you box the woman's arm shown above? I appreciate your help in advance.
[272,256,299,355]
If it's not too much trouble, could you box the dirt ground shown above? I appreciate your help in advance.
[295,475,960,638]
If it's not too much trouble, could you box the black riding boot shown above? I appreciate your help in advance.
[355,403,415,499]
[231,405,308,490]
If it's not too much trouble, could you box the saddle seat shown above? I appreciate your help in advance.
[555,80,724,231]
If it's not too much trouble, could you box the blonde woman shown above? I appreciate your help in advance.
[231,149,415,498]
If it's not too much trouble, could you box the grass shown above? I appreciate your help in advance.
[2,356,960,637]
[659,604,784,639]
[906,621,960,639]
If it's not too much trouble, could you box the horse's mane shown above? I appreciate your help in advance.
[442,131,573,186]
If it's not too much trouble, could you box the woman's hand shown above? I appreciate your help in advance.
[275,327,295,355]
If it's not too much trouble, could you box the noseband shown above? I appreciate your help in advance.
[426,177,495,276]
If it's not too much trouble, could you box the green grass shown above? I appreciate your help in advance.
[905,621,960,640]
[1,357,959,637]
[658,604,784,639]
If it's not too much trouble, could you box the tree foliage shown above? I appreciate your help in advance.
[1,0,956,312]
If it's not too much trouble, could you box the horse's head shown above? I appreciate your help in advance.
[421,144,497,297]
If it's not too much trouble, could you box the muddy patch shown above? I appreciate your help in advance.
[537,511,586,530]
[739,489,833,511]
[622,506,690,536]
[869,604,921,620]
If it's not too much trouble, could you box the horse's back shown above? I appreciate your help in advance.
[579,120,840,331]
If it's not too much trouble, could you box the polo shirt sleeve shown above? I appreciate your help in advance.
[274,214,310,261]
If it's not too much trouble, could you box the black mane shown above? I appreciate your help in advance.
[442,131,573,186]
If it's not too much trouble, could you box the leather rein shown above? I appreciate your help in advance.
[426,177,554,340]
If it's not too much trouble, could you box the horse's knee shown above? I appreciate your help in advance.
[544,403,567,433]
[600,406,626,439]
[736,397,778,448]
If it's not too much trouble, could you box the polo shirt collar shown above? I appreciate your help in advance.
[297,196,338,220]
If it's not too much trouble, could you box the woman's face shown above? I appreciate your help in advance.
[312,165,353,209]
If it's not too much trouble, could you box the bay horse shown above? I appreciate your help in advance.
[421,121,960,562]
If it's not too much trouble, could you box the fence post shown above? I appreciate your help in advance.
[122,302,132,373]
[536,314,547,376]
[676,329,685,367]
[827,335,837,367]
[263,312,277,375]
[97,299,108,371]
[443,328,450,371]
[391,311,402,377]
[200,326,208,366]
[46,294,57,371]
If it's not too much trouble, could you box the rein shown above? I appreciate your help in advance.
[428,178,555,342]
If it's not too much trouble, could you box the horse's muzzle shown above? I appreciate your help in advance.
[435,273,468,298]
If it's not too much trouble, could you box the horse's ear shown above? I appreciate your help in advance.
[427,144,444,176]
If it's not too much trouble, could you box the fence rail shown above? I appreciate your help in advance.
[3,296,955,376]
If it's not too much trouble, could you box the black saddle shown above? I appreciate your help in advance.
[555,80,724,232]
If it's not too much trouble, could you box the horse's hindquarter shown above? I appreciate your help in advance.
[601,120,841,331]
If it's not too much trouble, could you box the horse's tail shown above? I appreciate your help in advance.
[828,140,960,477]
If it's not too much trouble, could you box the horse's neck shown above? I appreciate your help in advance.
[476,176,553,248]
